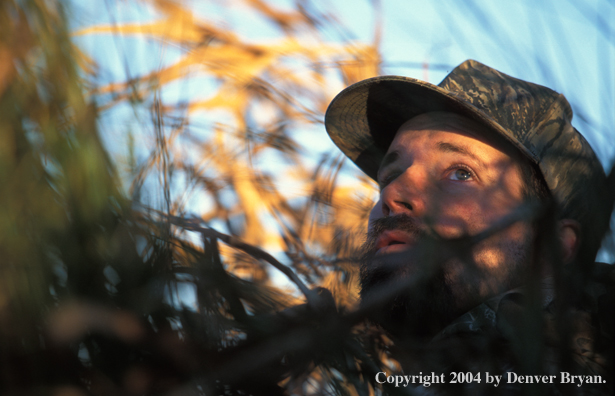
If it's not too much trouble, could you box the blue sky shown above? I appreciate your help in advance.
[72,0,615,262]
[72,0,615,168]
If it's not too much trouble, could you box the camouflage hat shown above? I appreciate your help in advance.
[325,59,609,260]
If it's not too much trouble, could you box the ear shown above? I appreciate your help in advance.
[558,219,580,264]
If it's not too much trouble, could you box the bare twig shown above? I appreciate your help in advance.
[163,213,321,307]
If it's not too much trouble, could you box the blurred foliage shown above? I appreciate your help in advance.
[1,0,613,395]
[75,0,380,300]
[0,0,383,394]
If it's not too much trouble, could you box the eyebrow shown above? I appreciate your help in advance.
[377,151,399,179]
[436,141,486,169]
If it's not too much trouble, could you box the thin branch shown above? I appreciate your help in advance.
[163,213,321,307]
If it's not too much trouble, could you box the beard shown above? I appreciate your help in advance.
[359,214,531,339]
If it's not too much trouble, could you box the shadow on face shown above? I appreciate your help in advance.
[360,112,537,338]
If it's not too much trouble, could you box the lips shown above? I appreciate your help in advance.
[374,229,417,255]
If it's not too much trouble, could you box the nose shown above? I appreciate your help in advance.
[370,167,427,221]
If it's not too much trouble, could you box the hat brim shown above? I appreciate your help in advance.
[324,75,537,181]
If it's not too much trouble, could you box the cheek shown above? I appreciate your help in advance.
[427,192,525,239]
[471,221,533,279]
[426,193,489,238]
[489,184,525,211]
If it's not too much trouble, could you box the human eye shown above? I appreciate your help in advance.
[378,170,401,189]
[446,165,475,181]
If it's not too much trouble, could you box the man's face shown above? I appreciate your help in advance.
[360,112,534,337]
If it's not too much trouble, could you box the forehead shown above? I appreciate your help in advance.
[387,112,520,159]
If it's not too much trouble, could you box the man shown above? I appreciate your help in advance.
[325,60,613,393]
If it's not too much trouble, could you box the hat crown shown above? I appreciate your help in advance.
[438,60,573,161]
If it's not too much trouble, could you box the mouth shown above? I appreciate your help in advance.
[374,230,417,256]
